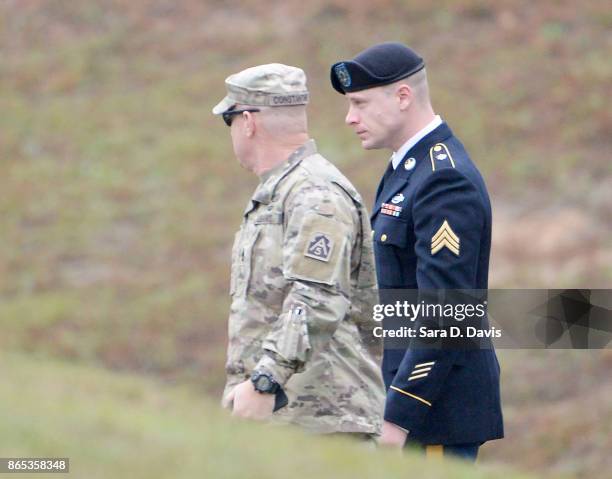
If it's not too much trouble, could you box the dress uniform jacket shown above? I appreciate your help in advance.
[224,139,385,434]
[371,122,504,445]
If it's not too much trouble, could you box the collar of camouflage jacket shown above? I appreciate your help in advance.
[252,139,318,205]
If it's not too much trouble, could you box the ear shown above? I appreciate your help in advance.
[396,84,413,111]
[243,111,257,138]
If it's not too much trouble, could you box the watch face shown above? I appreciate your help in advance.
[257,376,272,391]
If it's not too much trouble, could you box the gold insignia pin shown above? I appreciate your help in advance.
[431,220,460,256]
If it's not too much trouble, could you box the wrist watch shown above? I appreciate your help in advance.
[250,370,280,394]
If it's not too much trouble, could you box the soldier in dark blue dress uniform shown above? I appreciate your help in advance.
[330,42,504,460]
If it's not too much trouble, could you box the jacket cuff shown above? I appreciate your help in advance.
[384,385,432,432]
[255,353,296,387]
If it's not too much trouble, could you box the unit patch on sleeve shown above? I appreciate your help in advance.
[304,232,334,262]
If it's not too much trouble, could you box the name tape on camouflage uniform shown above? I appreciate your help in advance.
[270,93,309,106]
[227,85,309,107]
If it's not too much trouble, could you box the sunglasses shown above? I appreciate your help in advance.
[222,108,261,127]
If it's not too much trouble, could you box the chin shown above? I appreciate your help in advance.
[361,139,379,150]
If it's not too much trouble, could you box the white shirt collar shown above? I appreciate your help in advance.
[391,115,442,170]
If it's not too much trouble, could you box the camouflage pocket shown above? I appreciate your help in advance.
[229,230,241,296]
[277,304,311,363]
[231,226,260,297]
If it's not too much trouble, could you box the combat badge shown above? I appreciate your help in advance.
[431,219,460,256]
[334,63,352,88]
[391,193,405,204]
[304,232,334,262]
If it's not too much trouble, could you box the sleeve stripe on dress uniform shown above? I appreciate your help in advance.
[390,385,432,406]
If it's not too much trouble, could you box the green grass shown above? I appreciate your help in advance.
[0,352,536,479]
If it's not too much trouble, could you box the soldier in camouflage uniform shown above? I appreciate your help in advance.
[212,63,385,435]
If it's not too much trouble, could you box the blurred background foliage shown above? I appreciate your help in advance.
[1,1,611,477]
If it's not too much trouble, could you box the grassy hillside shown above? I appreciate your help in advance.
[1,1,610,478]
[0,352,537,479]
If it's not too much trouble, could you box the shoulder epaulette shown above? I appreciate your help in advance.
[429,143,456,171]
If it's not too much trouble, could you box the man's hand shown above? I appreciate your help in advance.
[379,420,408,448]
[224,379,275,420]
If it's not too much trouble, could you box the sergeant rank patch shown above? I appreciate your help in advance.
[431,220,460,256]
[304,232,334,262]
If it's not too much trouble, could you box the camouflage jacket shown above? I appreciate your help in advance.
[224,140,384,434]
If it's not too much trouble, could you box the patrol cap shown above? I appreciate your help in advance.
[212,63,309,115]
[330,42,425,94]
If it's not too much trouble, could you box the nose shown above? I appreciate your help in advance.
[345,105,358,126]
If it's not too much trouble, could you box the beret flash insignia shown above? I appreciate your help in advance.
[334,63,352,88]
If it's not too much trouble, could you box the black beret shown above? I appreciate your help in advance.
[330,42,425,94]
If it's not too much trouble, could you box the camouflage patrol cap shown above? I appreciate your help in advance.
[212,63,309,115]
